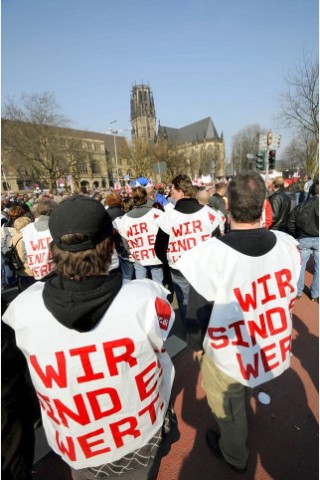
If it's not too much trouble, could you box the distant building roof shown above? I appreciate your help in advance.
[57,126,128,152]
[158,117,221,144]
[1,119,128,153]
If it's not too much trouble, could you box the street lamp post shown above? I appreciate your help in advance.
[109,120,119,185]
[106,122,131,187]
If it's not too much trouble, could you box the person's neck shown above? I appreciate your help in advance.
[230,219,261,230]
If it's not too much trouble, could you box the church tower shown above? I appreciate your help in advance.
[130,83,156,142]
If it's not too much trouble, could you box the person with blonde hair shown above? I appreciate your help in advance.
[268,176,291,231]
[1,206,27,288]
[196,188,210,206]
[11,217,36,292]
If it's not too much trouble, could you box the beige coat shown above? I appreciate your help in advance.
[10,232,34,277]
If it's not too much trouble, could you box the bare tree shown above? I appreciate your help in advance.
[153,140,187,181]
[231,124,266,173]
[277,138,305,175]
[2,92,83,190]
[119,139,153,178]
[277,53,319,177]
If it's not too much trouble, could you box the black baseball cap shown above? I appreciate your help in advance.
[49,195,112,252]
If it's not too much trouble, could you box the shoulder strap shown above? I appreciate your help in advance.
[12,236,23,249]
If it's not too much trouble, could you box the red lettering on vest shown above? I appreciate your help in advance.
[279,335,291,360]
[70,345,104,383]
[30,352,67,388]
[37,391,61,424]
[192,220,203,232]
[86,388,122,420]
[102,338,137,376]
[127,222,148,237]
[54,394,90,427]
[266,307,287,336]
[34,252,45,263]
[257,274,277,304]
[236,352,259,380]
[229,320,250,347]
[135,361,158,401]
[172,221,203,237]
[77,428,111,459]
[30,238,46,251]
[233,282,257,312]
[138,392,160,424]
[147,234,155,245]
[55,430,76,461]
[275,269,295,297]
[32,262,53,278]
[208,327,229,349]
[247,313,268,346]
[110,417,141,448]
[260,342,279,372]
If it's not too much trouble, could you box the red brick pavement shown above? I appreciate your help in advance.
[32,266,319,480]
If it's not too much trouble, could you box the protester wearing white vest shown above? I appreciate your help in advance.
[21,198,57,280]
[176,171,301,473]
[114,187,164,285]
[155,174,225,330]
[3,195,177,480]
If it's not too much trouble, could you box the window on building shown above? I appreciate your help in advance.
[91,160,100,174]
[78,162,88,174]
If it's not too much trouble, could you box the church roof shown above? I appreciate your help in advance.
[158,117,220,144]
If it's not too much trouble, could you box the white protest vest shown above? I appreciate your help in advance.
[176,231,301,388]
[115,209,163,266]
[156,205,224,268]
[22,223,54,279]
[2,279,175,469]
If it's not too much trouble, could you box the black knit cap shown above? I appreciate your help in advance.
[49,195,112,252]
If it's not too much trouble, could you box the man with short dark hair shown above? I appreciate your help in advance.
[208,183,228,217]
[3,195,177,480]
[176,171,301,473]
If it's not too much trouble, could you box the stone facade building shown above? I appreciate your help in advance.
[129,82,225,179]
[2,83,225,193]
[1,122,129,193]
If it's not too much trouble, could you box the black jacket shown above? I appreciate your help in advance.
[208,193,227,217]
[106,205,125,221]
[286,196,319,239]
[268,189,291,230]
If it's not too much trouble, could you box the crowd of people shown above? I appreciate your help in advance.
[1,170,318,479]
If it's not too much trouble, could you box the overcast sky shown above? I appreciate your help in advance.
[2,0,318,161]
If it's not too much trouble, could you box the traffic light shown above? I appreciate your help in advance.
[256,153,265,170]
[268,150,276,169]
